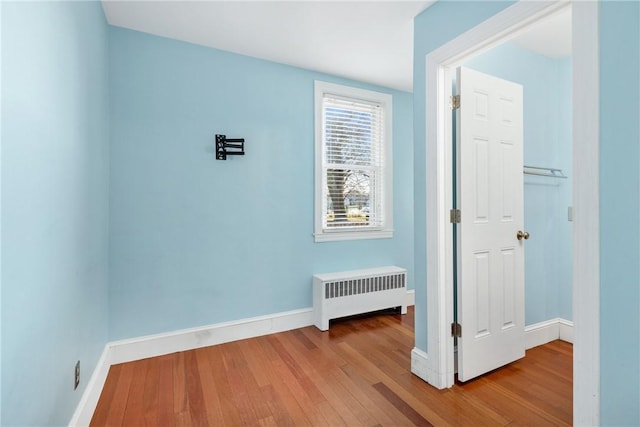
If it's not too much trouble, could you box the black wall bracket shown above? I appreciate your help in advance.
[216,134,245,160]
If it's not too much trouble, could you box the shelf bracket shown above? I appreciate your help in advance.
[216,134,245,160]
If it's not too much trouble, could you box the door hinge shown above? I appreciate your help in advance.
[450,94,460,110]
[451,322,462,338]
[450,208,461,224]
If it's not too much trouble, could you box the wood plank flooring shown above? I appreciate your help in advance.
[91,308,572,426]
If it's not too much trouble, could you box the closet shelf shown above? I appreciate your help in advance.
[523,165,568,179]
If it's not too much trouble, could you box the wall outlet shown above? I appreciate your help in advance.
[74,360,80,390]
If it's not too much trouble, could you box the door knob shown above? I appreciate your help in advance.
[517,230,530,241]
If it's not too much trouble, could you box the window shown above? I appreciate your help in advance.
[314,81,393,242]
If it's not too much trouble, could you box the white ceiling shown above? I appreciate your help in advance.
[511,6,572,59]
[102,1,572,93]
[102,0,433,93]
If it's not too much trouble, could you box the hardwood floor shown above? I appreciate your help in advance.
[91,307,572,426]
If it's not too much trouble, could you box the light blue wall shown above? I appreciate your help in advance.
[108,27,414,340]
[1,1,110,425]
[414,1,640,424]
[413,0,513,352]
[463,43,573,324]
[556,56,572,322]
[599,2,640,425]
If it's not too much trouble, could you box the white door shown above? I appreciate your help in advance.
[456,67,526,382]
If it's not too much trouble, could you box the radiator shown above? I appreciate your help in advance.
[312,266,407,331]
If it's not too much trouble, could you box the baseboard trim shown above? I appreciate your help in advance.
[109,307,315,365]
[558,318,574,343]
[525,317,574,349]
[405,289,415,307]
[410,347,430,383]
[68,346,111,426]
[71,290,415,426]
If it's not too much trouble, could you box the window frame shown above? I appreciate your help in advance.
[313,81,393,242]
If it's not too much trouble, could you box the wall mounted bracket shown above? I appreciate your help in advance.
[216,134,245,160]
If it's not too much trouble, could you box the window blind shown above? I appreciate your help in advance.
[322,94,385,230]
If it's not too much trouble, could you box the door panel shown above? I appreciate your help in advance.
[457,67,525,382]
[501,248,516,328]
[500,141,515,220]
[473,251,490,338]
[474,137,490,221]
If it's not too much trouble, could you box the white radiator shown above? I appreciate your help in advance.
[312,266,407,331]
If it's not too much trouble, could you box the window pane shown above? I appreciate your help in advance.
[325,168,371,227]
[325,107,373,166]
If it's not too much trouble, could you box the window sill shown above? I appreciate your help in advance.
[314,229,393,243]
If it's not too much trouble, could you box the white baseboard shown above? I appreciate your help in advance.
[525,317,574,349]
[410,347,430,383]
[405,289,415,307]
[70,290,415,426]
[558,318,574,343]
[109,308,314,364]
[68,346,111,427]
[411,346,451,389]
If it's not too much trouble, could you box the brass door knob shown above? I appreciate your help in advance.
[517,230,530,241]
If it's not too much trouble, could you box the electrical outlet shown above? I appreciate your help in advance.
[74,360,80,390]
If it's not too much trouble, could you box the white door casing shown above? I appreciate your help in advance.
[456,67,525,382]
[417,1,599,424]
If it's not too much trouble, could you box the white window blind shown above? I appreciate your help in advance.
[321,94,385,230]
[314,81,393,242]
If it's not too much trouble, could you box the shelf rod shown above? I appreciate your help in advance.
[523,165,568,179]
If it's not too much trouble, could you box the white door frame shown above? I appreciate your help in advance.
[420,1,599,424]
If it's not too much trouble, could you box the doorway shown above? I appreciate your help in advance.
[453,23,573,380]
[416,1,600,424]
